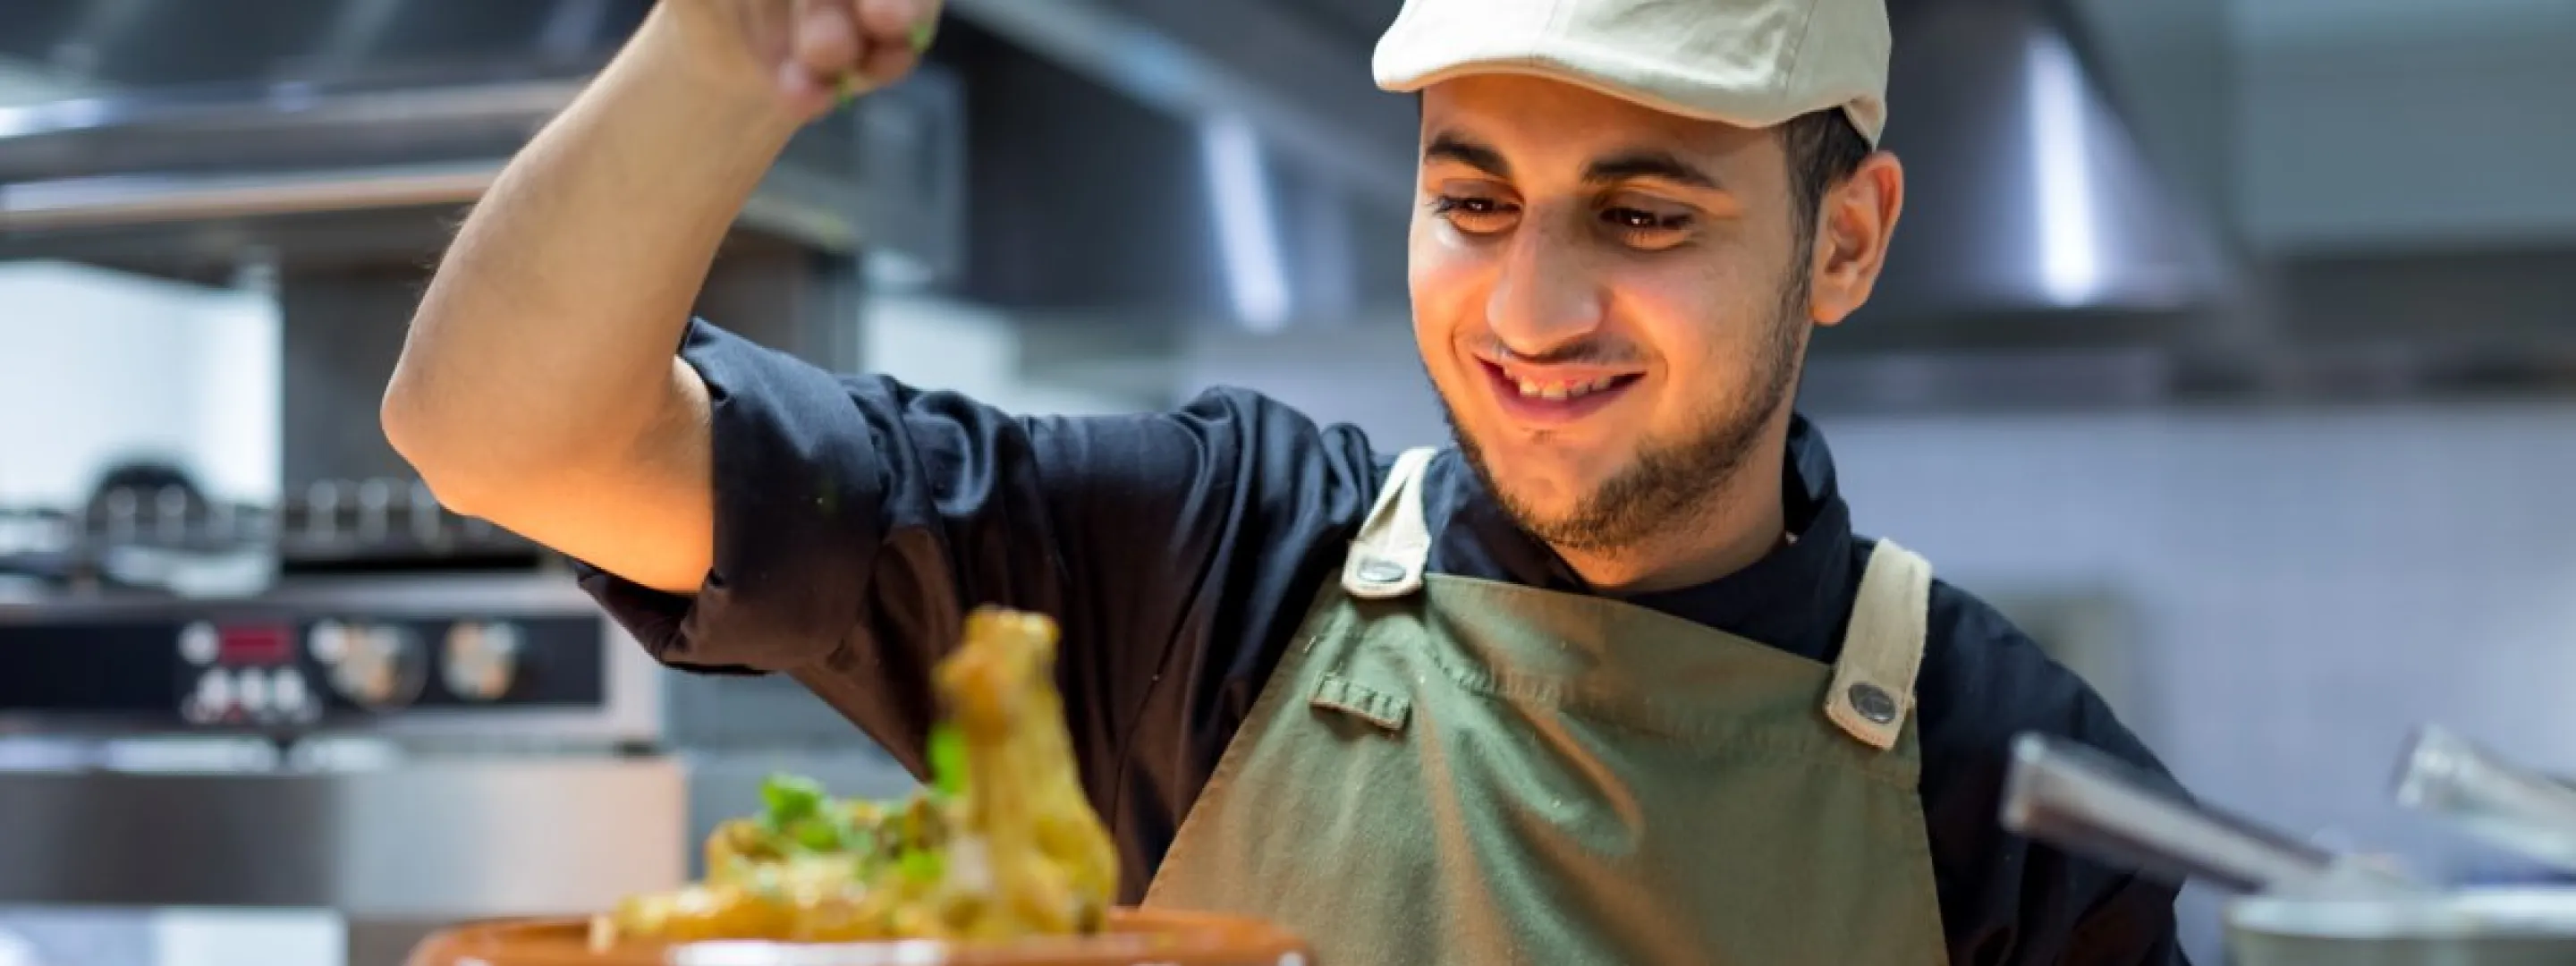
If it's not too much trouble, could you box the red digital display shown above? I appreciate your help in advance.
[217,624,294,665]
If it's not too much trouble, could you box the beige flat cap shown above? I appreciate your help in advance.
[1373,0,1891,146]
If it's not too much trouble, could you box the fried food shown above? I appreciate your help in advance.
[594,607,1119,947]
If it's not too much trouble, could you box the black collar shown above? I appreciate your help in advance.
[1423,412,1862,664]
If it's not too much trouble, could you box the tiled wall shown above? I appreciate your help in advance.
[1825,404,2576,856]
[2233,0,2576,250]
[1825,403,2576,959]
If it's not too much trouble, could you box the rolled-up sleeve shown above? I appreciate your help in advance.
[573,322,889,674]
[572,318,876,665]
[568,318,1368,785]
[571,319,979,766]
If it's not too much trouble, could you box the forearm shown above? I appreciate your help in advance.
[385,5,805,494]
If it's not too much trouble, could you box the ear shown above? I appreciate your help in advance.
[1807,151,1904,327]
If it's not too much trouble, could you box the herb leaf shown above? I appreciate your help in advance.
[928,725,969,800]
[900,846,944,886]
[760,773,828,827]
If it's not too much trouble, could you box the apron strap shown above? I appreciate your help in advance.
[1824,538,1936,750]
[1342,446,1440,599]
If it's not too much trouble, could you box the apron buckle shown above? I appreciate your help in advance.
[1847,682,1900,724]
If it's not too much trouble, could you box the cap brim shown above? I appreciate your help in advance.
[1377,56,1885,147]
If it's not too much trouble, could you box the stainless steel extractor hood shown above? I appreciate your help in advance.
[1830,0,2245,353]
[0,0,944,284]
[0,0,2243,352]
[929,0,2245,344]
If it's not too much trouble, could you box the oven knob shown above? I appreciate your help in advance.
[309,620,348,665]
[236,670,268,716]
[330,623,425,710]
[443,621,522,702]
[189,670,233,724]
[272,667,314,722]
[179,622,218,665]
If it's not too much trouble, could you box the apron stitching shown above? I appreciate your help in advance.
[1437,575,1845,678]
[1311,673,1412,732]
[1395,586,1911,757]
[1367,631,1919,789]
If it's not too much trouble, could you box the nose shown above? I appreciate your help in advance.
[1484,216,1606,357]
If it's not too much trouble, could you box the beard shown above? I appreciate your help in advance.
[1442,267,1809,556]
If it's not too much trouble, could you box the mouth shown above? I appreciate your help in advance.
[1477,359,1644,428]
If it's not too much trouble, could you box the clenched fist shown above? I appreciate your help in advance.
[657,0,943,120]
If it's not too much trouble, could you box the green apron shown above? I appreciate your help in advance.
[1142,447,1951,965]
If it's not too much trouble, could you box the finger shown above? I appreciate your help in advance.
[792,0,864,78]
[775,58,837,114]
[856,0,928,40]
[851,43,920,88]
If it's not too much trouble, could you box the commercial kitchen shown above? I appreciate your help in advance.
[4,1,2575,963]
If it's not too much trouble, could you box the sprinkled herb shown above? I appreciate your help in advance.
[900,846,943,886]
[794,816,843,852]
[761,773,827,827]
[928,724,969,799]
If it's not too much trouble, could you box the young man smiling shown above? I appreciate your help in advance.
[384,0,2192,962]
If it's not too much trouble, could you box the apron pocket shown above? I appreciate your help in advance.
[1310,673,1411,733]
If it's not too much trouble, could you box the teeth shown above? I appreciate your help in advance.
[1513,377,1620,401]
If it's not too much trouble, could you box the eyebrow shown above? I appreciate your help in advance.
[1581,150,1724,191]
[1423,131,1510,178]
[1422,130,1724,192]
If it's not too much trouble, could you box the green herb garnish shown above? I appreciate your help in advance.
[928,724,969,800]
[760,773,829,826]
[793,817,845,852]
[899,846,944,886]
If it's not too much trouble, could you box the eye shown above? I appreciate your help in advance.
[1600,206,1693,249]
[1428,194,1519,235]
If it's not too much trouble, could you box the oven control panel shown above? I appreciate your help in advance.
[0,576,650,741]
[160,615,587,727]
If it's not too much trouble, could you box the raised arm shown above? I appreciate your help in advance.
[380,0,931,593]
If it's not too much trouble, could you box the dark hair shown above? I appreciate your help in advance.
[1779,109,1874,245]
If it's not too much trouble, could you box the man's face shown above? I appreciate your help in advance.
[1411,74,1815,554]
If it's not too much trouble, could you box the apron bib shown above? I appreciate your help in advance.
[1142,448,1951,966]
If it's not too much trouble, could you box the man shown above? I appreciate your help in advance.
[383,0,2192,962]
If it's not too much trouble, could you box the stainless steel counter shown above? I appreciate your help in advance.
[0,755,687,919]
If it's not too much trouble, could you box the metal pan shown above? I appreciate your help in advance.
[2395,724,2576,874]
[2001,733,2576,966]
[2225,887,2576,966]
[1999,733,2421,898]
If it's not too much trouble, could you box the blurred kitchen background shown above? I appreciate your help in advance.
[0,0,2570,962]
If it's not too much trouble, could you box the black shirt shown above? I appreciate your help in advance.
[577,319,2194,965]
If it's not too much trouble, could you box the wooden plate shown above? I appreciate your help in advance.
[405,909,1313,966]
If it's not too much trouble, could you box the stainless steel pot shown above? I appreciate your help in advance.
[2226,887,2576,966]
[2001,733,2576,965]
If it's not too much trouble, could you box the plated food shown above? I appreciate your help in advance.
[599,607,1120,945]
[406,606,1308,966]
